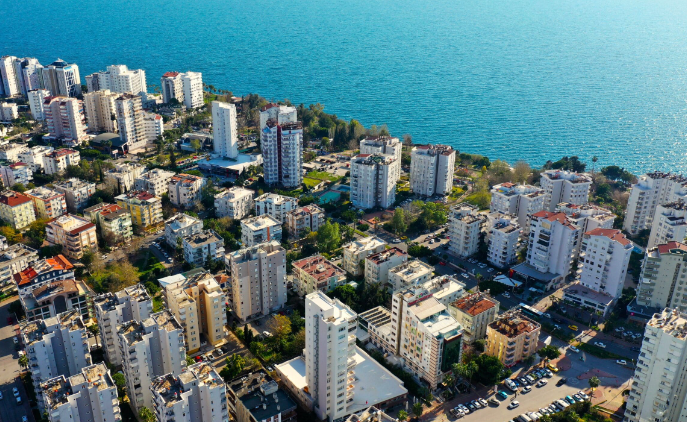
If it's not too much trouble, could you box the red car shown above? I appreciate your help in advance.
[439,262,446,266]
[6,316,13,325]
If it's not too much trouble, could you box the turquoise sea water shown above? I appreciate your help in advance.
[3,0,687,174]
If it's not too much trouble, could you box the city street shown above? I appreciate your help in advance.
[0,298,34,422]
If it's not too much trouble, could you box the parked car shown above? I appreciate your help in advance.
[518,377,529,385]
[12,388,19,397]
[497,391,509,400]
[547,364,559,373]
[508,401,520,410]
[594,341,607,348]
[565,395,575,404]
[488,397,500,406]
[556,378,567,386]
[503,292,511,298]
[568,325,578,331]
[569,345,580,353]
[537,379,548,387]
[522,386,532,394]
[616,359,627,366]
[478,398,488,408]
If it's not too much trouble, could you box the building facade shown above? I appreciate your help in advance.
[115,190,164,229]
[285,204,325,238]
[44,148,81,175]
[240,215,282,247]
[254,193,298,223]
[104,162,145,194]
[647,201,687,250]
[387,259,434,292]
[44,96,88,146]
[164,212,203,247]
[40,59,81,97]
[53,177,96,213]
[134,168,176,196]
[182,230,226,266]
[448,292,499,344]
[115,93,147,152]
[0,190,36,229]
[410,144,456,196]
[485,310,540,367]
[486,213,521,268]
[46,214,98,259]
[212,101,239,158]
[214,186,255,219]
[85,64,147,95]
[181,72,203,109]
[168,173,205,208]
[636,242,687,311]
[624,172,687,235]
[28,89,50,120]
[261,120,303,188]
[83,202,133,242]
[350,154,397,209]
[341,236,386,277]
[83,89,119,132]
[539,170,592,212]
[489,183,546,229]
[364,247,408,285]
[448,204,483,258]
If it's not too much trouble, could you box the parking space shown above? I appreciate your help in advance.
[0,299,35,422]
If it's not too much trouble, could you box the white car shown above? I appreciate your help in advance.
[522,386,532,393]
[537,379,548,387]
[507,401,520,410]
[569,345,580,353]
[487,268,494,272]
[616,359,627,366]
[12,387,19,397]
[594,341,607,349]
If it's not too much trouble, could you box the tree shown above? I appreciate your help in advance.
[190,138,202,153]
[220,353,246,381]
[443,373,455,388]
[402,134,412,147]
[487,159,512,184]
[412,402,424,418]
[472,354,506,385]
[473,339,486,353]
[537,345,561,360]
[513,160,531,184]
[139,407,156,422]
[18,354,28,369]
[391,208,408,234]
[186,355,195,366]
[592,156,599,176]
[414,201,448,230]
[588,376,600,391]
[316,220,341,253]
[273,314,292,342]
[398,410,408,421]
[88,324,100,347]
[452,361,478,382]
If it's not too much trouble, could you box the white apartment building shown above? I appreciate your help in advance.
[647,201,687,250]
[14,57,44,95]
[514,211,580,291]
[261,120,303,188]
[168,173,205,208]
[0,243,38,287]
[212,101,239,158]
[489,182,546,229]
[259,103,298,134]
[226,240,287,322]
[557,202,615,254]
[161,72,185,104]
[85,64,147,95]
[0,190,36,230]
[624,172,687,235]
[39,59,81,97]
[448,204,483,258]
[448,292,499,343]
[181,72,203,109]
[350,153,397,209]
[164,212,203,247]
[182,229,225,266]
[254,193,298,223]
[388,280,463,389]
[215,186,255,219]
[104,162,145,193]
[164,271,227,352]
[577,228,632,300]
[487,213,521,268]
[365,247,408,285]
[44,148,81,175]
[135,168,176,196]
[624,309,687,422]
[44,96,88,146]
[93,284,153,366]
[118,311,187,413]
[28,89,50,120]
[241,215,282,247]
[40,363,121,422]
[286,204,325,238]
[0,143,29,162]
[19,145,53,172]
[83,89,119,132]
[0,102,18,122]
[53,177,96,213]
[46,214,98,260]
[0,56,20,97]
[142,111,163,141]
[636,242,687,310]
[115,93,147,152]
[0,162,32,187]
[360,136,402,184]
[151,363,229,422]
[387,259,434,292]
[539,170,592,211]
[410,144,456,196]
[25,186,67,219]
[20,310,92,409]
[341,236,386,277]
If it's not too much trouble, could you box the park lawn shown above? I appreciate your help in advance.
[306,170,342,182]
[303,177,322,189]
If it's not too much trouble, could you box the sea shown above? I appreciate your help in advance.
[3,0,687,174]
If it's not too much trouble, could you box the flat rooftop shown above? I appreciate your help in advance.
[562,283,614,307]
[242,214,281,231]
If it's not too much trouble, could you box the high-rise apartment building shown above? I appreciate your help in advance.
[410,144,456,196]
[115,93,147,152]
[182,230,225,266]
[489,182,546,229]
[14,57,44,95]
[142,111,163,141]
[254,193,298,223]
[539,170,592,212]
[624,172,687,235]
[448,204,483,258]
[636,242,687,311]
[44,96,88,146]
[161,72,184,104]
[360,136,402,184]
[93,284,153,366]
[85,64,147,95]
[0,56,21,97]
[212,101,239,158]
[0,102,18,122]
[0,162,32,187]
[485,310,540,367]
[624,309,687,422]
[259,103,297,134]
[557,202,615,255]
[226,240,287,322]
[261,120,303,188]
[486,213,521,268]
[83,89,119,132]
[214,186,255,219]
[387,259,435,292]
[40,59,81,97]
[181,72,203,109]
[27,89,50,120]
[647,201,687,250]
[577,228,632,299]
[105,162,145,194]
[341,236,386,277]
[350,154,397,209]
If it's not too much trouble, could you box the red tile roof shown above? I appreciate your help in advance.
[657,242,687,254]
[260,103,279,112]
[14,255,73,286]
[501,182,515,188]
[0,191,32,207]
[49,148,78,158]
[293,255,345,282]
[532,211,576,230]
[162,71,180,78]
[452,293,497,316]
[585,228,631,246]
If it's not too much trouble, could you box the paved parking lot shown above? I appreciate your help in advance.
[0,299,34,422]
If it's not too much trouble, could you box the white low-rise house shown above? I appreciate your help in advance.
[164,212,203,247]
[448,204,483,258]
[214,186,255,219]
[577,228,633,300]
[18,145,53,172]
[286,204,325,238]
[350,153,398,209]
[134,168,176,196]
[636,242,687,310]
[540,170,592,211]
[104,162,145,193]
[0,161,32,187]
[25,186,67,219]
[43,148,81,175]
[240,215,282,247]
[342,236,386,277]
[647,201,687,250]
[182,229,225,266]
[448,292,499,343]
[410,144,456,196]
[40,363,121,422]
[168,173,205,208]
[624,171,687,235]
[53,177,96,213]
[486,213,521,268]
[254,192,298,223]
[489,182,546,229]
[0,143,29,162]
[365,247,408,285]
[388,259,434,292]
[0,102,18,122]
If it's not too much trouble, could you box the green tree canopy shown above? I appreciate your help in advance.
[391,208,408,234]
[316,220,341,253]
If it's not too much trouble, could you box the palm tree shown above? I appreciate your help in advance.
[588,376,600,391]
[397,410,408,421]
[88,324,100,347]
[139,407,156,422]
[592,156,598,177]
[18,354,28,369]
[412,402,424,419]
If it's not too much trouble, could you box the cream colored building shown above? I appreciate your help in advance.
[25,186,67,220]
[292,255,347,296]
[410,144,456,196]
[83,89,119,132]
[214,186,255,219]
[636,242,687,311]
[448,292,499,343]
[623,172,687,235]
[104,162,145,193]
[254,193,298,223]
[168,173,205,208]
[485,310,540,367]
[115,93,147,152]
[342,236,386,276]
[182,229,225,266]
[285,204,325,238]
[240,214,282,247]
[134,168,176,196]
[448,204,483,258]
[44,96,88,146]
[53,177,95,213]
[18,145,53,172]
[46,214,97,259]
[0,190,36,229]
[489,182,546,229]
[164,270,228,353]
[115,190,164,230]
[365,247,408,285]
[388,259,434,292]
[83,202,133,243]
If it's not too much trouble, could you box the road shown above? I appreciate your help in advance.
[0,299,34,422]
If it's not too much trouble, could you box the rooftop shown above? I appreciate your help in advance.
[343,236,386,253]
[389,259,433,281]
[14,254,73,286]
[166,212,202,232]
[215,186,254,200]
[489,310,540,338]
[255,192,298,204]
[358,306,392,328]
[54,178,95,190]
[531,211,577,230]
[46,148,78,158]
[136,168,176,181]
[288,204,324,217]
[648,308,687,339]
[584,228,632,247]
[293,255,346,282]
[345,407,396,422]
[653,241,687,256]
[228,370,296,420]
[116,190,158,203]
[169,173,204,186]
[49,214,95,235]
[452,292,498,316]
[25,186,64,201]
[183,229,222,247]
[562,283,614,307]
[242,214,281,231]
[367,247,407,265]
[0,190,32,207]
[542,170,592,183]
